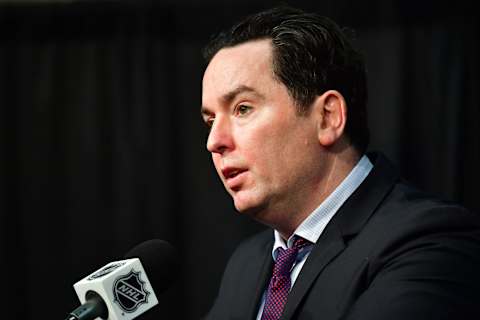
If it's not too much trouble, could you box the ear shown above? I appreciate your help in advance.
[312,90,347,147]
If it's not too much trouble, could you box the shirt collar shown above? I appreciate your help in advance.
[272,155,373,259]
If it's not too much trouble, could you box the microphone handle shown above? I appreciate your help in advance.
[66,291,108,320]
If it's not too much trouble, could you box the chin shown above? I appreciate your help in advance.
[233,200,256,214]
[233,195,269,220]
[233,195,257,212]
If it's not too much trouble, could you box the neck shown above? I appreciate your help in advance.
[275,146,361,239]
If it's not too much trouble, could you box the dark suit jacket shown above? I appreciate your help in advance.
[206,153,480,320]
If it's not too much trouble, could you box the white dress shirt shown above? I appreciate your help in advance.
[256,155,373,319]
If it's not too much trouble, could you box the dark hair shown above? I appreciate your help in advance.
[202,6,369,154]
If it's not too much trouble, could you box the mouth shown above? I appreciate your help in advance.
[222,168,246,180]
[221,167,247,189]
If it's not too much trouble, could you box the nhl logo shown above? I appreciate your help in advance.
[113,270,150,313]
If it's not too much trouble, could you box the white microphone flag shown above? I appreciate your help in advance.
[73,258,158,320]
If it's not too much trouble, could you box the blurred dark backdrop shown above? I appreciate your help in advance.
[1,0,479,319]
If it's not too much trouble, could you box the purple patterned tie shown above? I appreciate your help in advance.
[261,237,311,320]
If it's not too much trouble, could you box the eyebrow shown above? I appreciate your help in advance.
[201,85,265,116]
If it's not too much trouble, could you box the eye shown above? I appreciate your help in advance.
[205,117,214,129]
[235,104,252,116]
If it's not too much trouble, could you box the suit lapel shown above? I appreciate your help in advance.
[280,224,345,320]
[280,153,399,320]
[243,232,274,320]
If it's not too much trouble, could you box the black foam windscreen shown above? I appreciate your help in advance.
[124,239,178,294]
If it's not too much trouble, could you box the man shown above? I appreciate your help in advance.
[200,6,480,320]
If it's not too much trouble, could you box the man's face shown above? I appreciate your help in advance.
[201,39,324,224]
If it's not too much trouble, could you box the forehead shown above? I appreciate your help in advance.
[202,39,276,107]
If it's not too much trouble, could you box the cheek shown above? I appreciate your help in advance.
[257,124,316,178]
[238,126,285,178]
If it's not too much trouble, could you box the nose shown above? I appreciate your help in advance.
[206,116,234,154]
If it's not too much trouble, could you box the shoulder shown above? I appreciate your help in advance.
[342,180,480,318]
[362,180,480,275]
[346,165,480,272]
[364,152,479,234]
[377,180,480,231]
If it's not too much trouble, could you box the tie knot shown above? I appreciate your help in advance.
[292,236,310,250]
[273,236,311,276]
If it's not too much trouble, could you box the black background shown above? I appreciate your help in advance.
[1,0,479,319]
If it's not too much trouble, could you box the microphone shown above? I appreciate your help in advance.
[66,239,178,320]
